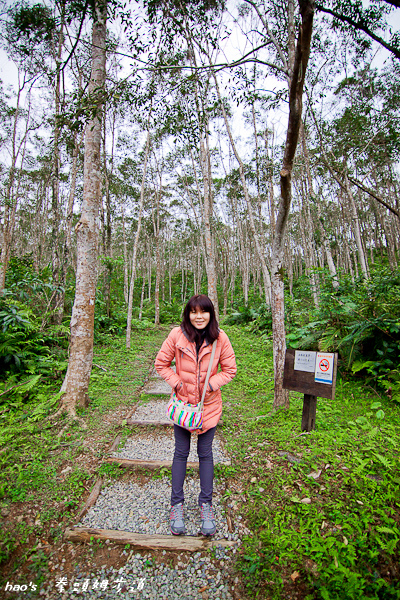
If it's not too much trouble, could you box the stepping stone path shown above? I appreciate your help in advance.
[109,429,230,465]
[141,367,174,395]
[63,360,245,599]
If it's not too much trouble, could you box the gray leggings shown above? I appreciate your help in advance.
[171,424,217,507]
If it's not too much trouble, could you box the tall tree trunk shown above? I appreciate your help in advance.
[168,232,172,302]
[264,129,276,231]
[121,203,129,303]
[139,267,146,320]
[301,125,339,288]
[154,194,161,325]
[271,0,314,410]
[297,175,320,307]
[56,130,84,324]
[344,171,369,278]
[126,126,151,349]
[201,128,219,319]
[59,0,107,417]
[147,246,152,301]
[103,110,115,318]
[183,20,219,317]
[51,2,65,318]
[33,179,48,273]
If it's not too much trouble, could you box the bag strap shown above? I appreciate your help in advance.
[200,340,217,410]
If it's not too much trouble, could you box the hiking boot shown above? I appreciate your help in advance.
[200,502,216,536]
[170,503,186,535]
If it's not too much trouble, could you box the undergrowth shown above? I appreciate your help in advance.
[1,322,399,600]
[223,326,400,600]
[0,327,167,582]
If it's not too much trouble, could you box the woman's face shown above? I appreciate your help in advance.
[189,307,211,330]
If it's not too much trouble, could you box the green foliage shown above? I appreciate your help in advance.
[223,268,400,404]
[0,303,31,332]
[223,327,400,600]
[97,463,123,478]
[288,268,400,401]
[0,299,68,380]
[7,2,56,58]
[223,304,259,325]
[0,262,69,418]
[223,303,272,335]
[94,307,127,338]
[0,327,168,571]
[159,299,182,323]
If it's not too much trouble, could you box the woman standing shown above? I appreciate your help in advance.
[155,294,237,536]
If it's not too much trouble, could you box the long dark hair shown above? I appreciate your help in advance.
[181,295,219,345]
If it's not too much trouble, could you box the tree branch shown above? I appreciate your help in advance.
[243,0,289,74]
[347,175,400,219]
[315,2,400,60]
[59,0,90,73]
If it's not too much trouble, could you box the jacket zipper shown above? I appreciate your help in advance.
[176,342,211,403]
[197,355,201,402]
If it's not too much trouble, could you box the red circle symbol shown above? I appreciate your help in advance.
[319,359,329,372]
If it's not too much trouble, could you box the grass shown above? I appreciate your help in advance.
[0,326,168,589]
[221,325,400,600]
[0,322,399,599]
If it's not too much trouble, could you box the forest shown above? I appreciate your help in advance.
[0,0,400,598]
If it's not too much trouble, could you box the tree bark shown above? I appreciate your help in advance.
[51,2,66,320]
[126,126,151,349]
[344,171,369,278]
[184,31,219,318]
[60,0,107,416]
[102,110,116,318]
[121,203,129,304]
[56,130,84,324]
[153,184,161,325]
[201,128,219,319]
[301,125,339,288]
[271,0,314,410]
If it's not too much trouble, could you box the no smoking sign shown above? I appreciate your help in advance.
[315,353,334,384]
[319,358,330,372]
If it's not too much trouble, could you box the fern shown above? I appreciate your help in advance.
[354,458,369,475]
[386,538,399,554]
[29,391,61,422]
[17,374,42,393]
[351,360,376,374]
[367,426,379,439]
[373,453,392,469]
[376,527,397,535]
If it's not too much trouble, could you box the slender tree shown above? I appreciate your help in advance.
[271,0,314,409]
[58,0,107,421]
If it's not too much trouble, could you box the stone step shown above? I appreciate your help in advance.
[64,527,236,551]
[104,457,203,469]
[127,417,223,427]
[109,430,230,466]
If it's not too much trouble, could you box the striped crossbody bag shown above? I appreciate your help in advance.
[166,340,217,431]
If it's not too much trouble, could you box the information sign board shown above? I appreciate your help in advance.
[283,349,338,400]
[283,348,338,432]
[294,351,316,373]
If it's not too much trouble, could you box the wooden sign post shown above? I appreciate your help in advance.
[283,349,338,431]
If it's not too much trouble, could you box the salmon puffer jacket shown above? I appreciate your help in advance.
[155,326,237,433]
